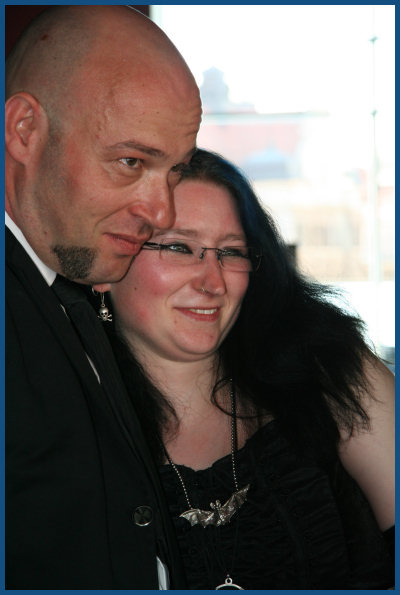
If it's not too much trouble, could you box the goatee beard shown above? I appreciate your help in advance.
[52,245,96,281]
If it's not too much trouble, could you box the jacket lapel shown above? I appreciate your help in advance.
[6,227,103,398]
[6,227,163,482]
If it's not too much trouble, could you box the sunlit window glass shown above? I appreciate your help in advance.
[152,5,394,367]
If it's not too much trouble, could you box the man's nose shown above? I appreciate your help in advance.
[128,175,175,230]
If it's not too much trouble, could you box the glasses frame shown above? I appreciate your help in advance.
[141,240,262,272]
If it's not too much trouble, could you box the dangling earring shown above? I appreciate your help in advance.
[92,289,113,322]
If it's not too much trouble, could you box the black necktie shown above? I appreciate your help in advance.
[52,275,135,445]
[52,275,114,382]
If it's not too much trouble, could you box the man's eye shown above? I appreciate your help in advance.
[171,163,185,174]
[170,163,188,179]
[119,157,140,168]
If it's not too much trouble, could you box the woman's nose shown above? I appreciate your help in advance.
[194,251,227,295]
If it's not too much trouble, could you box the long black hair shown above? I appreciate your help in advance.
[109,149,373,464]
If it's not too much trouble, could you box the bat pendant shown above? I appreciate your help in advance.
[179,484,250,527]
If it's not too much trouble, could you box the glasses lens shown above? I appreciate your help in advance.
[153,239,261,272]
[220,247,261,272]
[158,240,198,265]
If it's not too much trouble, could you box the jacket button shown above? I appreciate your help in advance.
[133,505,153,526]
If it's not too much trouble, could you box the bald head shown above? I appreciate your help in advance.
[6,6,198,124]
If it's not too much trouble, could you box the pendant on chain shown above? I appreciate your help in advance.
[216,574,244,590]
[180,484,250,527]
[163,381,247,587]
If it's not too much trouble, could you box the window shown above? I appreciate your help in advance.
[152,5,395,363]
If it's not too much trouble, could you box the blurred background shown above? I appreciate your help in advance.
[152,5,395,369]
[6,5,395,369]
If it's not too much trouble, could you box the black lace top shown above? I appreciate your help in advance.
[159,420,393,589]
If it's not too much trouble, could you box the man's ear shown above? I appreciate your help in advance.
[5,92,47,163]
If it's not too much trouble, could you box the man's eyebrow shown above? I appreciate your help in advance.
[105,142,198,163]
[106,141,165,158]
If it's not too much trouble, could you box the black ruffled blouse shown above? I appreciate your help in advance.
[159,420,393,589]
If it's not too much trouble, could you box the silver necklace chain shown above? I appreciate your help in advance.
[163,379,238,509]
[165,450,194,509]
[162,379,250,528]
[162,380,248,589]
[230,382,240,492]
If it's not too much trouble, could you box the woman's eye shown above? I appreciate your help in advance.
[119,157,141,168]
[222,247,248,258]
[164,243,192,254]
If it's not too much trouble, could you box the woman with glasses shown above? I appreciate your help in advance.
[94,149,394,589]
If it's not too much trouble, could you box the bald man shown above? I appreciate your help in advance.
[5,6,201,588]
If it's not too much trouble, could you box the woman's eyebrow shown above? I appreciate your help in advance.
[154,230,246,242]
[153,229,198,239]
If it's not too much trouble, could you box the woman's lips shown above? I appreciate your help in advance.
[176,307,220,322]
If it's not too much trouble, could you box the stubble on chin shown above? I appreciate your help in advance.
[52,244,96,281]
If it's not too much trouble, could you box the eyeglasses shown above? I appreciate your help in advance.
[141,239,262,272]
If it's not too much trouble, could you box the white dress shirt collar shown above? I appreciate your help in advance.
[5,211,57,286]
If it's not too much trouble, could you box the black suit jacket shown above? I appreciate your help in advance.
[6,227,185,589]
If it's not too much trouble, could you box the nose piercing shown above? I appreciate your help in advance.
[201,286,208,294]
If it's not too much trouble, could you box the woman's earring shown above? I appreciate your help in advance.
[97,292,113,322]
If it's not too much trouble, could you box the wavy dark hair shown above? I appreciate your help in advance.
[108,149,373,464]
